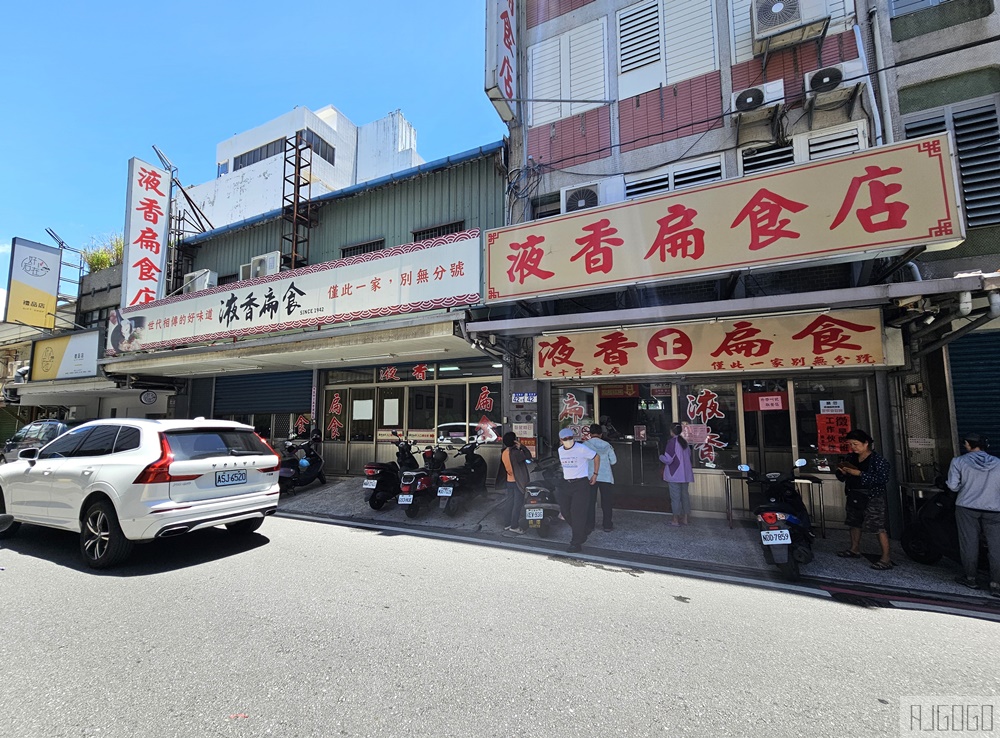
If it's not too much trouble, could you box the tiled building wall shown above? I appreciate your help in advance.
[618,71,724,153]
[526,0,597,29]
[526,105,613,167]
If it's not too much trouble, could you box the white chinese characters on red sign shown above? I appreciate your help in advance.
[121,158,171,309]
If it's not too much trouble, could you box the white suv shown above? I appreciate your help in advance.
[0,418,280,569]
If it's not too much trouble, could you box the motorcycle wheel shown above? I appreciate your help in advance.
[444,497,460,517]
[318,472,327,485]
[368,493,387,511]
[404,502,420,519]
[537,517,553,538]
[901,525,943,565]
[776,560,800,582]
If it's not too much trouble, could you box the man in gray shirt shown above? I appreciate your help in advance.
[947,432,1000,598]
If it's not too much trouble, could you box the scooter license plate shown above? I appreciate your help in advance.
[525,508,544,520]
[437,486,453,497]
[398,494,414,505]
[761,529,791,545]
[362,479,378,489]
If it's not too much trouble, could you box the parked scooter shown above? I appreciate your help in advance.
[279,431,326,495]
[521,455,563,537]
[363,431,420,510]
[435,440,489,517]
[901,476,990,568]
[738,459,814,581]
[398,444,448,519]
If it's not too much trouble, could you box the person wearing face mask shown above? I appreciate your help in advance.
[557,427,599,553]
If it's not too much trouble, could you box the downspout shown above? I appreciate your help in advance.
[854,23,884,147]
[914,292,1000,357]
[867,4,895,144]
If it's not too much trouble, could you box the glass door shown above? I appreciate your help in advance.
[347,387,376,472]
[742,379,793,477]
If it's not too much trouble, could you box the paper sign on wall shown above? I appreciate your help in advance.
[820,400,846,414]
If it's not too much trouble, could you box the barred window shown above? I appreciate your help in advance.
[341,239,386,259]
[412,221,465,242]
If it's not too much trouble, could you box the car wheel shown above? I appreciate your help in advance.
[0,493,20,539]
[80,500,134,569]
[225,517,264,534]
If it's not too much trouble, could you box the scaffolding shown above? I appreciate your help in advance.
[280,133,315,270]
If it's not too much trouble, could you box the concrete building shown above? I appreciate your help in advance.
[468,0,1000,533]
[174,105,424,230]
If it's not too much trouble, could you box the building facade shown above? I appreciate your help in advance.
[471,0,1000,533]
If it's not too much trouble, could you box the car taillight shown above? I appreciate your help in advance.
[256,434,281,473]
[133,434,200,484]
[760,512,778,525]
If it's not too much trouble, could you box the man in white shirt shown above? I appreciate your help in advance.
[557,427,599,553]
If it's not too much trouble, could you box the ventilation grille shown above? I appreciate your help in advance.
[742,143,795,174]
[619,2,661,74]
[341,239,386,259]
[905,101,1000,228]
[413,221,465,242]
[808,126,863,160]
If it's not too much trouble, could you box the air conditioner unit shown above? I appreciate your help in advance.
[731,79,785,125]
[804,59,867,101]
[250,251,282,278]
[751,0,830,56]
[181,270,218,294]
[239,263,252,281]
[560,176,626,214]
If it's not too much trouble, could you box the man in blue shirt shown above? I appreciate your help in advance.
[948,432,1000,598]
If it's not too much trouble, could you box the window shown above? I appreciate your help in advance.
[412,221,465,242]
[904,96,1000,228]
[233,138,285,172]
[617,0,717,100]
[528,18,608,126]
[113,427,141,453]
[38,427,90,460]
[74,426,120,457]
[626,156,725,199]
[296,129,336,167]
[341,239,386,259]
[739,121,868,175]
[890,0,950,18]
[217,161,229,177]
[164,430,272,461]
[82,307,110,330]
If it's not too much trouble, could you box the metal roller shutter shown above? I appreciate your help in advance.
[948,331,1000,448]
[213,371,312,415]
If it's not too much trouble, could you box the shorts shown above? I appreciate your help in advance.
[844,494,887,534]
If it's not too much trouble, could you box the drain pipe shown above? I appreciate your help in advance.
[904,262,922,282]
[867,4,895,143]
[855,22,884,147]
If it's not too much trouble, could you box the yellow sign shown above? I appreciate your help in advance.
[487,134,963,302]
[31,331,101,381]
[6,238,61,328]
[533,310,895,379]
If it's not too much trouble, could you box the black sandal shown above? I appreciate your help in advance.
[871,560,894,570]
[836,550,861,558]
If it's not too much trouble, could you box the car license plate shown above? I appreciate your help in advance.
[437,486,453,497]
[761,529,791,545]
[216,470,247,487]
[398,494,413,505]
[363,479,378,489]
[525,508,544,520]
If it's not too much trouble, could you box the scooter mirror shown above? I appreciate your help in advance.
[737,464,750,472]
[794,458,807,467]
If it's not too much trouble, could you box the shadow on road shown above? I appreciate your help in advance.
[0,522,270,576]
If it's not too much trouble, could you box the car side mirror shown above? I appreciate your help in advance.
[19,448,38,465]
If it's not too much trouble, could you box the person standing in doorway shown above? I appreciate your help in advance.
[947,432,1000,598]
[660,423,693,526]
[557,427,599,553]
[584,424,618,532]
[835,429,894,570]
[498,431,533,536]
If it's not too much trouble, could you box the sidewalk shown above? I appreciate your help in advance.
[278,476,999,605]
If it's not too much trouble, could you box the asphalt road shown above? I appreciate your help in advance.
[1,516,998,738]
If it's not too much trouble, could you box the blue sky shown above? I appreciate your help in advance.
[0,0,507,290]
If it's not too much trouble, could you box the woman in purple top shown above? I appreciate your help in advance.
[660,423,694,526]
